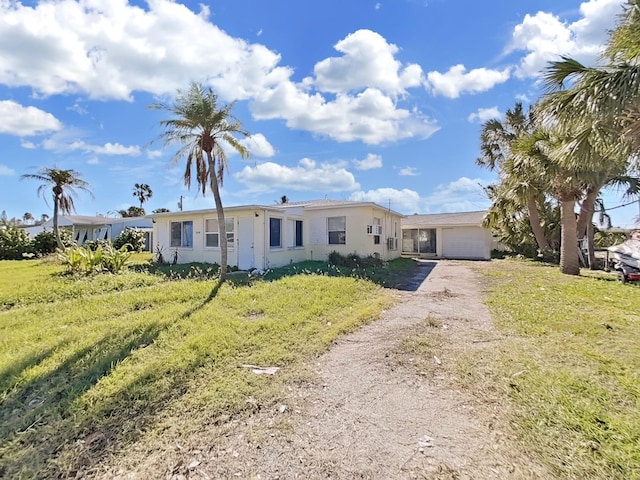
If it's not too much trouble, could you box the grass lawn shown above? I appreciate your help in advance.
[0,255,415,478]
[474,260,640,480]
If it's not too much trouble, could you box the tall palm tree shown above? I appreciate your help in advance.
[133,183,153,209]
[477,102,552,253]
[21,167,93,250]
[22,212,34,224]
[149,82,250,281]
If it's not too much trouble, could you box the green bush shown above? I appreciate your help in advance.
[84,239,111,251]
[32,229,73,255]
[328,250,384,268]
[594,231,629,249]
[0,226,33,260]
[58,244,132,274]
[113,228,145,252]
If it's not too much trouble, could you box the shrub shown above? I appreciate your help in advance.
[58,244,132,274]
[84,239,111,251]
[32,229,73,255]
[113,228,145,252]
[0,226,33,260]
[327,250,384,268]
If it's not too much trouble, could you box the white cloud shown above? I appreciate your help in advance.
[422,177,490,212]
[398,166,419,176]
[235,158,360,193]
[0,100,62,136]
[239,133,275,158]
[353,153,383,170]
[251,85,439,145]
[426,65,511,99]
[468,106,501,123]
[0,164,16,176]
[87,157,100,165]
[350,188,422,214]
[146,149,163,159]
[20,140,38,149]
[313,29,423,96]
[509,0,624,78]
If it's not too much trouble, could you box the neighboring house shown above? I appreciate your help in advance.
[151,200,404,269]
[401,211,491,260]
[24,215,154,250]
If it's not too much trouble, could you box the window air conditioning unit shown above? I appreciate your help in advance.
[387,237,398,250]
[367,225,383,235]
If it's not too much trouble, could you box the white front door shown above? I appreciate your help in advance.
[237,216,255,270]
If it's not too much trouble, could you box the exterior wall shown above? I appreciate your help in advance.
[401,225,491,260]
[304,206,402,262]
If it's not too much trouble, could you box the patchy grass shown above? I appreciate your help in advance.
[0,259,393,478]
[473,259,640,480]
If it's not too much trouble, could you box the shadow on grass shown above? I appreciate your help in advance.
[181,279,224,319]
[0,322,173,478]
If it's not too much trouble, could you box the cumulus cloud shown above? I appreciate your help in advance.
[422,177,490,212]
[426,65,511,99]
[468,106,501,123]
[508,0,624,78]
[235,158,360,193]
[0,164,16,176]
[0,100,62,136]
[42,134,141,156]
[251,85,439,145]
[313,29,423,96]
[350,188,422,214]
[239,133,275,158]
[353,153,383,170]
[398,167,420,176]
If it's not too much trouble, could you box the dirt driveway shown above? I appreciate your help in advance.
[110,260,550,479]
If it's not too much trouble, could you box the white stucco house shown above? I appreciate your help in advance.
[401,211,492,260]
[24,215,154,250]
[151,200,404,269]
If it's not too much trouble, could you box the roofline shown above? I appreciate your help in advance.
[150,205,285,217]
[302,201,405,217]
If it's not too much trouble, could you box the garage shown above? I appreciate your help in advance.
[401,211,491,260]
[442,226,490,259]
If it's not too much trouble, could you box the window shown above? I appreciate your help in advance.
[328,216,346,245]
[373,217,381,245]
[205,217,234,248]
[170,221,193,248]
[288,219,303,248]
[270,217,282,248]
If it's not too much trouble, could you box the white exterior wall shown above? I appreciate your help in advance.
[304,205,402,262]
[401,225,492,260]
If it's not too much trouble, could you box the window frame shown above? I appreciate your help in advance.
[204,217,235,249]
[170,220,193,248]
[327,216,346,245]
[287,219,304,248]
[269,217,283,249]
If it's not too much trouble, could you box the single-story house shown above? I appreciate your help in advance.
[151,200,404,269]
[24,215,154,250]
[401,211,491,260]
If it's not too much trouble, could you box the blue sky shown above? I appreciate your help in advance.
[1,0,639,227]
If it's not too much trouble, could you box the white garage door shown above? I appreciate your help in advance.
[442,227,488,259]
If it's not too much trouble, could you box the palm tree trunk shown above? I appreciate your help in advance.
[207,153,228,282]
[576,186,599,240]
[586,220,597,270]
[53,199,64,250]
[559,195,580,275]
[526,192,551,253]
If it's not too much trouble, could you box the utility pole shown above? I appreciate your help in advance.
[178,195,184,211]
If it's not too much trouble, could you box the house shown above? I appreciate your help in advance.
[151,200,404,269]
[24,215,154,250]
[401,211,491,260]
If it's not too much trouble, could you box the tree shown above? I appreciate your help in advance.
[40,213,49,224]
[22,212,34,224]
[152,208,171,213]
[149,82,250,281]
[477,102,552,254]
[118,206,146,217]
[133,183,153,209]
[21,167,93,250]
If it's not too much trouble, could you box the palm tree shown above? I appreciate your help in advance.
[133,183,153,209]
[149,82,250,281]
[40,213,49,224]
[22,212,34,224]
[21,167,93,250]
[477,102,552,253]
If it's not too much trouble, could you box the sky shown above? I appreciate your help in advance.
[1,0,639,227]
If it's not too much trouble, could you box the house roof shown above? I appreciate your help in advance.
[280,199,405,217]
[150,200,405,218]
[402,211,488,228]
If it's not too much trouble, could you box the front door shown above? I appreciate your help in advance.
[237,216,255,270]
